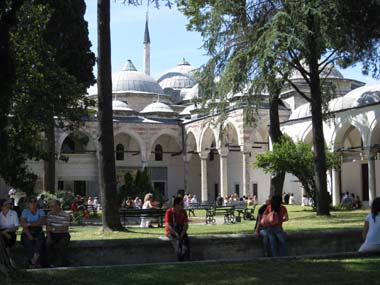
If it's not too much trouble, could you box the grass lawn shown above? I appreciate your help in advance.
[9,256,380,285]
[66,205,367,240]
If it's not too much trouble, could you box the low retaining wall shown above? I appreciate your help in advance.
[11,229,362,268]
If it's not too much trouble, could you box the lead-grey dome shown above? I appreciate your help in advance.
[289,63,344,80]
[112,60,165,94]
[157,59,197,90]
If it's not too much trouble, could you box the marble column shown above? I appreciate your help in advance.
[220,154,228,198]
[368,156,376,204]
[242,151,251,196]
[332,169,340,206]
[200,152,209,202]
[183,156,189,194]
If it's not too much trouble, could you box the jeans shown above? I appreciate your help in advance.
[46,232,71,266]
[167,233,190,261]
[258,228,270,256]
[266,226,288,257]
[21,232,45,265]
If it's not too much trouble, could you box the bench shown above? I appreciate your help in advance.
[206,206,236,224]
[234,204,256,221]
[119,208,166,227]
[187,202,215,217]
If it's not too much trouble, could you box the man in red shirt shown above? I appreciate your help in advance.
[164,197,190,261]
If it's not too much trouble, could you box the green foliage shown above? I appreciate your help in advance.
[255,136,341,206]
[0,0,95,192]
[118,168,160,204]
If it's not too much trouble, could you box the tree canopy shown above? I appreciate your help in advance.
[0,0,95,193]
[178,0,380,215]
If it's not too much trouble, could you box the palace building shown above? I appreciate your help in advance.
[4,17,380,207]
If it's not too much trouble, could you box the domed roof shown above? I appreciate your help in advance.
[140,101,175,114]
[112,100,134,112]
[112,60,165,94]
[289,103,311,120]
[180,84,199,102]
[289,63,344,80]
[157,59,197,90]
[289,84,380,120]
[180,104,197,116]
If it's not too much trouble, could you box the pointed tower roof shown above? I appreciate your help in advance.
[143,13,150,44]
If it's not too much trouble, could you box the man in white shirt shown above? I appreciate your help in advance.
[0,198,19,249]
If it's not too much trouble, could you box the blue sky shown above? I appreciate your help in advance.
[84,0,379,85]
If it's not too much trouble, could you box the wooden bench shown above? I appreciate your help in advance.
[206,206,236,224]
[119,208,166,227]
[187,202,215,217]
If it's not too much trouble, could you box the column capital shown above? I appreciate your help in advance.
[240,144,252,153]
[199,150,209,160]
[218,147,229,157]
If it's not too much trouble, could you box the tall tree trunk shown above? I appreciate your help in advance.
[269,87,285,197]
[307,12,330,215]
[97,0,123,230]
[43,119,56,193]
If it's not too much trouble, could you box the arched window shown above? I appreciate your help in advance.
[116,144,124,161]
[155,144,163,161]
[61,137,75,153]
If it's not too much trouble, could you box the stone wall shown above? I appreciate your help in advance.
[11,229,362,268]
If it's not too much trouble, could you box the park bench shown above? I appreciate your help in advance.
[206,205,236,224]
[119,208,166,227]
[187,202,215,217]
[234,204,256,221]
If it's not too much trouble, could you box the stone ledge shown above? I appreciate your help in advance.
[10,229,363,268]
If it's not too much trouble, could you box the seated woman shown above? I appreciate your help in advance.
[20,196,46,268]
[164,197,190,261]
[0,198,19,252]
[261,195,289,257]
[359,197,380,253]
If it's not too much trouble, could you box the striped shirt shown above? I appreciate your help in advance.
[46,210,70,233]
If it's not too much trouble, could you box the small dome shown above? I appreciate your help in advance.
[140,101,175,114]
[112,59,165,94]
[289,103,311,120]
[180,104,197,116]
[157,58,197,90]
[180,84,199,102]
[289,63,344,80]
[351,84,380,108]
[112,100,134,112]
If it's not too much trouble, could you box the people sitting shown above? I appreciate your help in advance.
[359,197,380,253]
[20,196,46,268]
[254,196,271,256]
[0,198,19,257]
[46,200,71,267]
[165,197,190,261]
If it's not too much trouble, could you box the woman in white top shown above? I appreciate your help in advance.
[140,193,156,228]
[359,197,380,253]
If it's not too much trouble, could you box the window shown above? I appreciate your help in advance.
[235,184,240,196]
[61,137,75,153]
[155,144,163,161]
[253,183,258,199]
[116,144,124,160]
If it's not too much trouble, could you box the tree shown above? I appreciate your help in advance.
[255,136,341,208]
[179,0,380,215]
[0,1,95,194]
[96,0,173,230]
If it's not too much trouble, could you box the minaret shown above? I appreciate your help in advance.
[143,12,151,76]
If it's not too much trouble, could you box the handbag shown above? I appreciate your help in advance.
[260,210,279,227]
